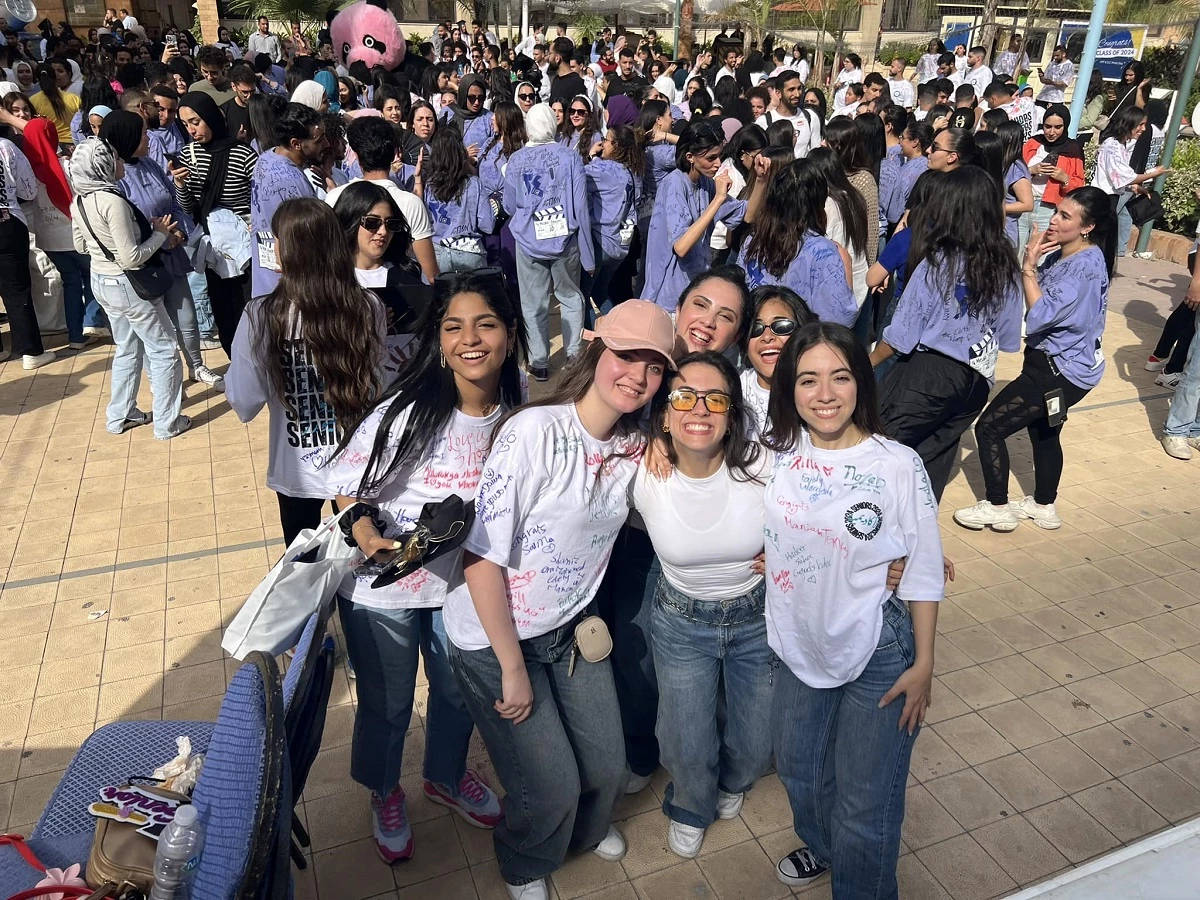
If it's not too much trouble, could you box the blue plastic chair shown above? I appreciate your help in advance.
[279,601,336,870]
[32,652,288,900]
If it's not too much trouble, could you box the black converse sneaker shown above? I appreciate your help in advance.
[776,847,829,886]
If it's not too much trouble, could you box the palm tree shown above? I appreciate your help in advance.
[680,0,696,58]
[225,0,340,26]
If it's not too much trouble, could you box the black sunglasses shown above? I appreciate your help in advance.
[360,215,405,233]
[749,318,797,339]
[518,92,536,101]
[570,107,588,116]
[467,91,485,101]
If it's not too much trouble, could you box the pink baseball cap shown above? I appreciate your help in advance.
[583,299,677,368]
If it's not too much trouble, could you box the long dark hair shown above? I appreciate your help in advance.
[425,127,473,204]
[1102,105,1146,144]
[745,158,829,277]
[765,118,794,150]
[489,100,526,157]
[262,198,382,429]
[824,116,872,175]
[337,270,527,495]
[564,94,599,162]
[36,61,67,120]
[906,166,1019,320]
[806,148,868,259]
[249,93,286,150]
[972,130,1005,187]
[639,98,669,139]
[995,120,1024,173]
[1065,185,1118,277]
[853,112,886,179]
[764,322,886,452]
[332,180,416,272]
[79,76,117,118]
[653,351,763,482]
[675,118,725,173]
[605,124,646,177]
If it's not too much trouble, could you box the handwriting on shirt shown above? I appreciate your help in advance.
[515,523,556,555]
[477,471,513,524]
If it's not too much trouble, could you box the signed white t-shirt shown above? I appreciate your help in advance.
[764,432,944,688]
[325,401,501,610]
[739,367,771,438]
[444,404,644,650]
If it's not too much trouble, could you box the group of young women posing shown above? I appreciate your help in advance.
[217,66,1118,898]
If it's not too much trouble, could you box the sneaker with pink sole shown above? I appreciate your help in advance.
[370,786,414,863]
[423,769,503,828]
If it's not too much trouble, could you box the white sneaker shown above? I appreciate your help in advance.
[625,771,653,794]
[68,336,97,350]
[1156,371,1182,389]
[22,350,56,370]
[194,365,225,392]
[83,326,111,338]
[592,825,626,862]
[504,880,548,900]
[953,500,1019,532]
[716,790,744,819]
[667,820,705,858]
[1163,436,1194,460]
[200,338,222,351]
[1187,437,1200,451]
[1011,496,1062,529]
[1145,355,1168,372]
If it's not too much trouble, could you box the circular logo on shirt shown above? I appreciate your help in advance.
[845,501,883,541]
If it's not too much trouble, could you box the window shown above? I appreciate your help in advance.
[1024,30,1048,64]
[430,1,456,23]
[882,0,939,33]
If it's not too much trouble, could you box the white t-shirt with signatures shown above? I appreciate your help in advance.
[444,404,644,651]
[325,401,502,610]
[764,432,944,688]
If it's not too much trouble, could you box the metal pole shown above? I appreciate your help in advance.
[1135,14,1200,253]
[673,0,681,57]
[521,0,529,43]
[1067,0,1111,138]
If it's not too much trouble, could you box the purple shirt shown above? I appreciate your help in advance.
[502,141,594,271]
[1004,160,1030,245]
[115,157,193,278]
[738,232,858,326]
[476,138,508,195]
[251,149,316,297]
[460,113,494,152]
[883,256,1022,384]
[879,145,906,226]
[894,155,928,216]
[426,174,494,253]
[643,168,746,310]
[585,159,640,261]
[639,142,676,220]
[1026,245,1109,389]
[148,126,186,172]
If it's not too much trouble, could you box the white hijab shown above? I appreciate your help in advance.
[291,80,326,111]
[525,103,557,146]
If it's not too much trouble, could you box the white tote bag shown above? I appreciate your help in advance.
[222,505,363,659]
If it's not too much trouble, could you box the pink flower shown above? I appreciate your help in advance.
[35,863,88,900]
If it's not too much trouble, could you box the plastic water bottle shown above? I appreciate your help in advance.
[148,804,205,900]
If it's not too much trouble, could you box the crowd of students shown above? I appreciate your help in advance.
[0,17,1144,900]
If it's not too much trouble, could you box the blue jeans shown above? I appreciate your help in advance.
[187,270,216,338]
[1165,308,1200,438]
[652,578,775,829]
[773,598,918,900]
[515,240,584,368]
[435,244,488,273]
[1116,192,1132,258]
[160,275,203,373]
[595,525,661,776]
[338,599,473,795]
[90,271,184,440]
[450,615,628,885]
[582,246,624,315]
[46,250,95,343]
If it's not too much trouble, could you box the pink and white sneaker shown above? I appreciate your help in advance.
[423,769,503,828]
[370,786,414,863]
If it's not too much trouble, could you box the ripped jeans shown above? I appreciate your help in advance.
[652,576,775,829]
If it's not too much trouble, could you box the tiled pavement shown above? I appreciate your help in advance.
[2,256,1200,900]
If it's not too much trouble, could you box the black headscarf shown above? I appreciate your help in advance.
[450,73,486,132]
[1033,104,1083,160]
[179,91,241,228]
[98,109,145,163]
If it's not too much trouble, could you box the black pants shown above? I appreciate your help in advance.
[1153,253,1197,374]
[974,348,1090,506]
[204,269,252,358]
[0,215,45,358]
[276,493,336,546]
[879,350,990,503]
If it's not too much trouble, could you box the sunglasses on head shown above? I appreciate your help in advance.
[667,388,733,414]
[360,215,405,233]
[749,318,797,339]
